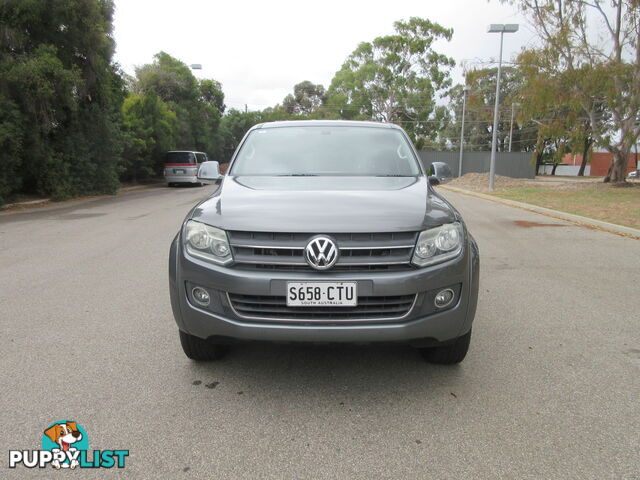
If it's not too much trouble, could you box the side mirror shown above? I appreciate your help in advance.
[197,161,221,184]
[428,175,440,186]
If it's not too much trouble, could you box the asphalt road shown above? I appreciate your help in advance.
[0,185,638,479]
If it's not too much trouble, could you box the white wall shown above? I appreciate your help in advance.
[538,165,591,176]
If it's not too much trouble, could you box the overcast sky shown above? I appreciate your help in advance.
[112,0,537,111]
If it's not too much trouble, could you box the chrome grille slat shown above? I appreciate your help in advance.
[232,305,412,315]
[231,295,414,307]
[237,264,415,272]
[228,231,417,272]
[233,244,305,250]
[335,256,410,265]
[228,293,416,322]
[342,245,415,250]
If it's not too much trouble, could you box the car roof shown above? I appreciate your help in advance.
[252,120,402,130]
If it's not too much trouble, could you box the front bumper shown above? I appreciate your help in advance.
[169,233,479,345]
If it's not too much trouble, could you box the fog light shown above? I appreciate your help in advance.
[192,287,210,306]
[434,288,455,308]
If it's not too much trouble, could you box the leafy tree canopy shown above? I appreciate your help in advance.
[218,109,263,162]
[129,52,226,161]
[445,66,538,153]
[120,91,178,181]
[327,17,455,145]
[0,0,124,202]
[505,0,640,182]
[282,81,326,116]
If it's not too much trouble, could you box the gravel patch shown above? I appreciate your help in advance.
[446,173,534,192]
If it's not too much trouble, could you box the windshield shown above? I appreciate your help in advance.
[432,163,452,177]
[230,126,421,176]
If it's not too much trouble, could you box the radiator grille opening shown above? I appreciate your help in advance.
[228,293,416,322]
[228,231,417,272]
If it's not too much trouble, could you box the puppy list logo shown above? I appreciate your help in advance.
[8,420,128,469]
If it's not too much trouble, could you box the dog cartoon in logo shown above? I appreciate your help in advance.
[43,421,82,469]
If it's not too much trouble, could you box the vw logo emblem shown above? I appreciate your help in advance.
[304,236,339,270]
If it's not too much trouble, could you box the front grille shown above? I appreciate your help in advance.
[228,293,416,322]
[238,264,415,272]
[228,231,418,272]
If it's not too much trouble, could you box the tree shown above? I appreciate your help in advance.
[217,109,263,162]
[516,48,598,175]
[0,44,80,200]
[121,90,178,181]
[135,52,200,105]
[0,95,25,204]
[133,52,225,158]
[445,67,539,153]
[199,78,226,115]
[0,0,125,201]
[282,81,326,116]
[507,0,640,183]
[326,17,455,145]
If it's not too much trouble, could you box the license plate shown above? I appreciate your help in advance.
[286,282,357,307]
[174,169,185,174]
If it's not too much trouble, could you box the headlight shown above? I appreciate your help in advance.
[412,222,464,267]
[183,220,232,265]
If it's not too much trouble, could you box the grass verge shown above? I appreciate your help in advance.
[490,185,640,229]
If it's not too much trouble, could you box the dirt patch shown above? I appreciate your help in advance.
[447,173,531,191]
[0,183,163,215]
[513,220,567,228]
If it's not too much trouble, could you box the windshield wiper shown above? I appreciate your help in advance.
[276,173,319,176]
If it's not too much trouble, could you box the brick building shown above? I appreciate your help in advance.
[562,152,638,176]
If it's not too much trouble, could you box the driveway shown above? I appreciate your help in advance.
[0,185,638,479]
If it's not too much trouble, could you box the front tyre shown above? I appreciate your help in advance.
[418,330,471,364]
[179,330,228,361]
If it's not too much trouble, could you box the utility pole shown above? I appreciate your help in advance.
[458,85,471,177]
[508,102,519,152]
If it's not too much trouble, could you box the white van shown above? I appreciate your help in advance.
[164,151,209,186]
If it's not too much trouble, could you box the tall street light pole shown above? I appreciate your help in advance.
[487,24,518,190]
[458,85,471,177]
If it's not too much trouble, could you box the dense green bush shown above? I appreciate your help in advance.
[120,90,178,182]
[0,0,124,204]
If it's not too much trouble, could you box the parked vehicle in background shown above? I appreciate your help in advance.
[428,162,453,185]
[164,151,209,186]
[627,170,639,179]
[169,121,479,365]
